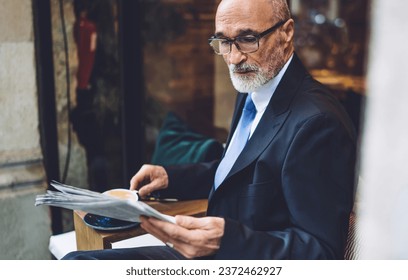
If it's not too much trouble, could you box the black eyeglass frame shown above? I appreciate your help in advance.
[208,19,289,55]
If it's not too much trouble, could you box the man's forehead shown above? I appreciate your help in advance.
[215,0,273,35]
[215,15,269,37]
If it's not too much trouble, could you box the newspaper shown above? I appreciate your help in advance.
[35,181,175,223]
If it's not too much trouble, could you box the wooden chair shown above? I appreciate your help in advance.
[344,212,360,260]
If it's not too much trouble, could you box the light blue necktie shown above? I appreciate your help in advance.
[214,94,257,190]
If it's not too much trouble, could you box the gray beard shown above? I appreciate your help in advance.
[228,50,285,93]
[229,64,269,93]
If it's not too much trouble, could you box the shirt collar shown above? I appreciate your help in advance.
[250,54,293,113]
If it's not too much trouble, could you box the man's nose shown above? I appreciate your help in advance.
[226,43,246,65]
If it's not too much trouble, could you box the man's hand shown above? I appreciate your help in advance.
[129,164,168,198]
[140,215,225,259]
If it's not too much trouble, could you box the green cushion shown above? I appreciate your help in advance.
[151,112,223,165]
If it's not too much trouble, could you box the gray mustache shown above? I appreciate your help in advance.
[229,64,259,73]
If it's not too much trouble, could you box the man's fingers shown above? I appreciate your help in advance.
[175,215,203,229]
[130,175,160,197]
[129,165,168,195]
[137,182,159,198]
[129,173,145,191]
[175,215,217,230]
[142,217,196,243]
[140,217,180,246]
[141,216,224,259]
[140,217,198,259]
[129,165,151,191]
[140,217,168,239]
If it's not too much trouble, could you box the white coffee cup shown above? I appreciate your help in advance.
[103,188,139,201]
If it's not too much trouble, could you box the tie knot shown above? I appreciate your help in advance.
[243,94,256,113]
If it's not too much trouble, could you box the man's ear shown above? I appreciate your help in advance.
[282,19,295,45]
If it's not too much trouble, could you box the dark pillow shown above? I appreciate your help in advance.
[151,112,223,165]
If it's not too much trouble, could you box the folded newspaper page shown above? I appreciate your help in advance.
[35,181,175,223]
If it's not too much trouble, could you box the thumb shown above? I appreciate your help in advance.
[137,182,157,198]
[175,215,206,229]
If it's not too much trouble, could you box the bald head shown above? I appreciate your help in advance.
[217,0,291,25]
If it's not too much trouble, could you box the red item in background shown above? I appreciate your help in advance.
[74,16,97,90]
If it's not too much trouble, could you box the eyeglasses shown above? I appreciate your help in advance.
[208,19,288,55]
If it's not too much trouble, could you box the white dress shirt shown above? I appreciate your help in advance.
[250,54,293,137]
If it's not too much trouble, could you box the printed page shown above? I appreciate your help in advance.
[35,181,175,223]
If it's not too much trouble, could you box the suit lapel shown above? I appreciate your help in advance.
[223,104,290,184]
[213,53,308,192]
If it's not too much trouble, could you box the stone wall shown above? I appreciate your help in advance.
[50,0,88,192]
[0,0,52,259]
[50,0,89,232]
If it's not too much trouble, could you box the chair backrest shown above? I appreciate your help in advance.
[344,212,360,260]
[151,112,223,165]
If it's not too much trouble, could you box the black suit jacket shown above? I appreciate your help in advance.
[161,53,357,259]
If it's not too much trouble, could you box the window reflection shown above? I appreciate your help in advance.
[70,0,122,192]
[140,0,225,162]
[291,0,368,134]
[292,0,368,76]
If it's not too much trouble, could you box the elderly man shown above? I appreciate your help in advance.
[64,0,356,260]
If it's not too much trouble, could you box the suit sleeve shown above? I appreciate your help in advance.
[157,160,219,200]
[215,113,356,259]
